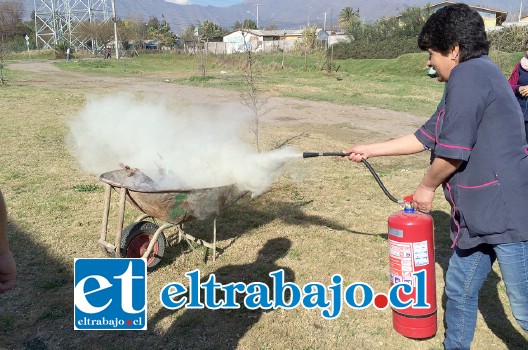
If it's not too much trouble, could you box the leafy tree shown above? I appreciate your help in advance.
[78,20,114,48]
[198,20,226,41]
[302,25,318,50]
[146,16,176,47]
[0,1,24,43]
[0,1,30,52]
[233,19,257,31]
[334,5,430,59]
[338,7,360,31]
[120,18,148,48]
[396,6,431,37]
[180,25,195,43]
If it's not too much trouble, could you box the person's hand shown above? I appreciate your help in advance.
[412,183,435,212]
[519,85,528,97]
[0,249,16,293]
[343,145,372,162]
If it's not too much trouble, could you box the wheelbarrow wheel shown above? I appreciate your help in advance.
[120,221,166,272]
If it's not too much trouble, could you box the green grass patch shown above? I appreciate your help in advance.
[78,59,112,69]
[72,184,98,192]
[49,50,523,116]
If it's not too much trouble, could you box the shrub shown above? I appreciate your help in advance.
[331,36,421,59]
[488,25,528,53]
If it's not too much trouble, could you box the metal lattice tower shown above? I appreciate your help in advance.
[34,0,112,50]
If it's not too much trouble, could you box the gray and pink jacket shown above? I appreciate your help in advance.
[415,56,528,249]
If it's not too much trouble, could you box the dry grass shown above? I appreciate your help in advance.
[0,62,526,350]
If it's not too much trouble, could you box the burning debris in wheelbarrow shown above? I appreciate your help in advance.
[67,93,300,197]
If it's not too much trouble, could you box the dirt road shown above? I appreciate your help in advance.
[7,60,425,136]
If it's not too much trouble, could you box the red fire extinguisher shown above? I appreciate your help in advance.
[302,153,438,338]
[388,195,437,339]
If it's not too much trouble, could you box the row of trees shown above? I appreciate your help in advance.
[0,0,260,53]
[3,1,527,58]
[334,5,528,60]
[333,6,432,59]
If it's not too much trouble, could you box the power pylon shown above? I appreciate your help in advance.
[34,0,112,50]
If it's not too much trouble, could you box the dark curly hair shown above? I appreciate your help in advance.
[418,3,489,62]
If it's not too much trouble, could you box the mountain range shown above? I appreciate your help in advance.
[13,0,526,34]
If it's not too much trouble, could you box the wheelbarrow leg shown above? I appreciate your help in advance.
[98,183,114,254]
[177,223,218,262]
[114,187,127,258]
[213,218,217,263]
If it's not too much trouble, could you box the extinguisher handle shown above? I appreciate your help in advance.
[404,194,414,203]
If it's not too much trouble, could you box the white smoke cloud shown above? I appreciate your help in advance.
[67,93,299,196]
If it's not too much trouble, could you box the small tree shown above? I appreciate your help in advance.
[194,20,226,76]
[302,25,318,70]
[0,43,5,84]
[240,32,268,152]
[78,20,114,51]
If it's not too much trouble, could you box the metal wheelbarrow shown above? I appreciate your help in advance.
[97,166,247,271]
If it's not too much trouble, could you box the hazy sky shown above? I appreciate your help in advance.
[164,0,244,6]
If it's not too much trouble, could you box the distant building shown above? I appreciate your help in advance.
[222,29,329,54]
[429,1,507,29]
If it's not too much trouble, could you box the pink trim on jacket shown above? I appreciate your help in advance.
[437,143,473,151]
[457,180,499,189]
[419,128,435,141]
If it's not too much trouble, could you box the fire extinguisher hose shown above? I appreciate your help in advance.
[302,152,402,204]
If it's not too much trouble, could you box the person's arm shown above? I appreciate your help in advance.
[413,156,462,212]
[508,63,521,94]
[0,190,16,293]
[344,134,426,162]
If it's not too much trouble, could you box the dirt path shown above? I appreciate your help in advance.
[7,60,425,136]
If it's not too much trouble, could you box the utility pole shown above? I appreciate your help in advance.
[255,3,260,29]
[111,0,119,59]
[330,8,333,33]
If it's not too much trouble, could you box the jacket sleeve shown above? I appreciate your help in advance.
[508,63,521,94]
[414,96,445,151]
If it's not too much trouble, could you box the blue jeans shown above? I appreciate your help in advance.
[444,241,528,350]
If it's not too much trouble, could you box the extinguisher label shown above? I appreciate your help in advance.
[388,227,404,238]
[389,241,414,286]
[413,241,429,266]
[389,240,431,286]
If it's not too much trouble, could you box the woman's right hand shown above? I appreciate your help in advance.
[520,85,528,97]
[343,145,372,162]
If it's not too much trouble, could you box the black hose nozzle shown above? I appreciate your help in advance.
[303,152,348,158]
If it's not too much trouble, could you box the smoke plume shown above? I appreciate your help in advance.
[67,93,299,196]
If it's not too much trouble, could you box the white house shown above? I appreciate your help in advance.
[222,29,329,54]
